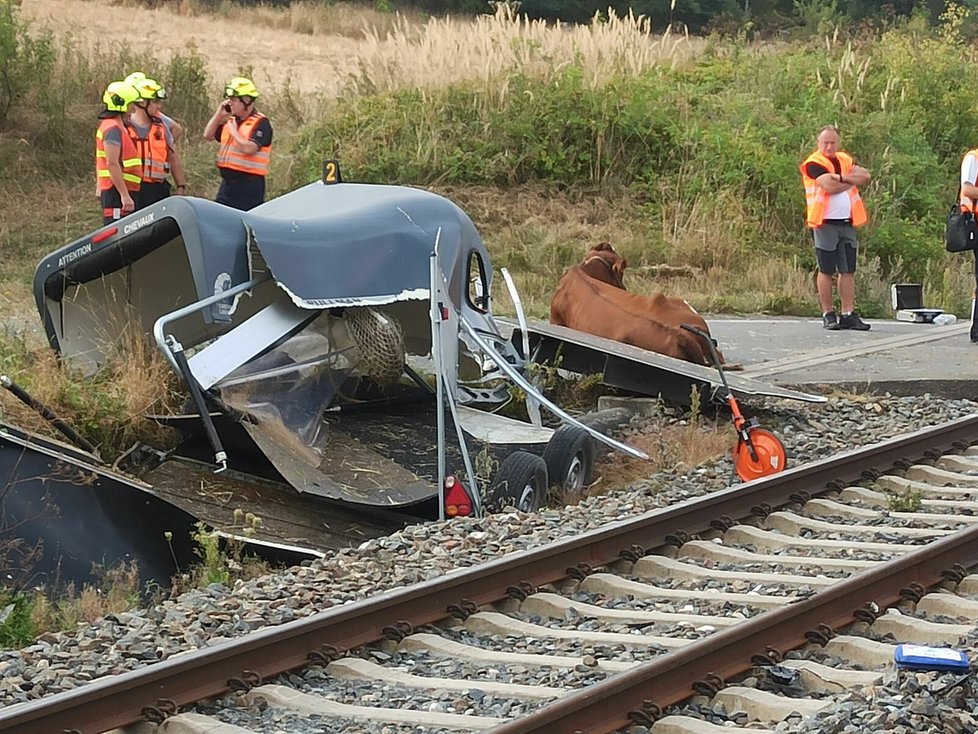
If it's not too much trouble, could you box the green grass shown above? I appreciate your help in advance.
[885,489,923,513]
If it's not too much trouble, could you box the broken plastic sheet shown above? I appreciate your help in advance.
[216,312,359,449]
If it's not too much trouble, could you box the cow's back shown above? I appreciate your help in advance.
[550,268,709,364]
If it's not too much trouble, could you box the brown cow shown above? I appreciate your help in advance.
[551,243,719,366]
[550,267,711,365]
[578,242,712,332]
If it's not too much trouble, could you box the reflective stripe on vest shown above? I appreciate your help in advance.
[799,150,867,228]
[127,118,170,182]
[96,117,142,191]
[217,112,271,177]
[961,149,978,212]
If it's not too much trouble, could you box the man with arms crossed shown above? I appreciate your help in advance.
[800,125,872,330]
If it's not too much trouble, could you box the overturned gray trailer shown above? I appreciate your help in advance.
[34,176,641,517]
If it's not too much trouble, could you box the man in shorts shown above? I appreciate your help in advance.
[959,147,978,343]
[800,125,872,330]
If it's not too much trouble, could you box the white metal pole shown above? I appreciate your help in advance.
[441,368,482,517]
[501,267,542,428]
[430,236,446,521]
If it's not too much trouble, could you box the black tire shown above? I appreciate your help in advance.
[488,451,548,513]
[542,424,595,497]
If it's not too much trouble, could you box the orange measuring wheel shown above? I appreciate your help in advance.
[733,427,787,482]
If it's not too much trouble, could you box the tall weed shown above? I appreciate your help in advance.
[0,4,55,125]
[0,325,180,459]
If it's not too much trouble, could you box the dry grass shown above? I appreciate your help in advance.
[0,315,180,457]
[0,364,63,439]
[28,562,142,631]
[164,0,424,39]
[23,1,704,101]
[100,322,184,437]
[589,419,732,494]
[0,178,102,287]
[656,186,762,272]
[350,5,704,96]
[22,0,377,96]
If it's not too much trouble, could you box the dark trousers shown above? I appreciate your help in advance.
[100,188,126,224]
[972,251,978,341]
[135,181,171,209]
[216,174,265,211]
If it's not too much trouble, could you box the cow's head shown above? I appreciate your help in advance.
[580,241,627,289]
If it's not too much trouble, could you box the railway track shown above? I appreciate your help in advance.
[4,415,978,734]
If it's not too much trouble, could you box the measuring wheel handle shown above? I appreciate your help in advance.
[739,433,761,463]
[738,416,762,462]
[679,323,788,482]
[680,323,724,374]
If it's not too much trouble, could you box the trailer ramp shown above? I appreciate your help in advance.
[510,320,826,406]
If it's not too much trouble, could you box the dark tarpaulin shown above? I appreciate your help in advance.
[244,182,486,307]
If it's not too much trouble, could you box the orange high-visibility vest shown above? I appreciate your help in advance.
[960,149,978,212]
[128,118,170,182]
[800,150,867,228]
[96,117,142,192]
[217,112,271,177]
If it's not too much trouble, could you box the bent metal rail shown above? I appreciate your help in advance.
[3,415,978,734]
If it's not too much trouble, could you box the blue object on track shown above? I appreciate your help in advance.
[894,643,970,672]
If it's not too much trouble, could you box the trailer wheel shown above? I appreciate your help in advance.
[543,425,594,498]
[488,451,548,513]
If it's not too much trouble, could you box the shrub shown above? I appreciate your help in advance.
[0,4,55,126]
[291,69,680,189]
[0,592,38,648]
[163,50,212,138]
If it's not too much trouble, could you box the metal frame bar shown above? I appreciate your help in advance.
[152,275,269,373]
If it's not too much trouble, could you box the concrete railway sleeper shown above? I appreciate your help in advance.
[4,418,978,733]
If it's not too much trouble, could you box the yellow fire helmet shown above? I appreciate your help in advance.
[224,76,259,100]
[134,77,167,101]
[103,81,140,112]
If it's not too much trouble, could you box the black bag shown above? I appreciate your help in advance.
[946,205,978,253]
[947,183,978,253]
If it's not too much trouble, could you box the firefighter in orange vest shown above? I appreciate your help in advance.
[96,81,141,224]
[127,77,188,208]
[202,77,272,211]
[125,71,184,142]
[800,125,872,331]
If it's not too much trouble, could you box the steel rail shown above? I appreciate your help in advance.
[485,513,978,734]
[1,414,976,734]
